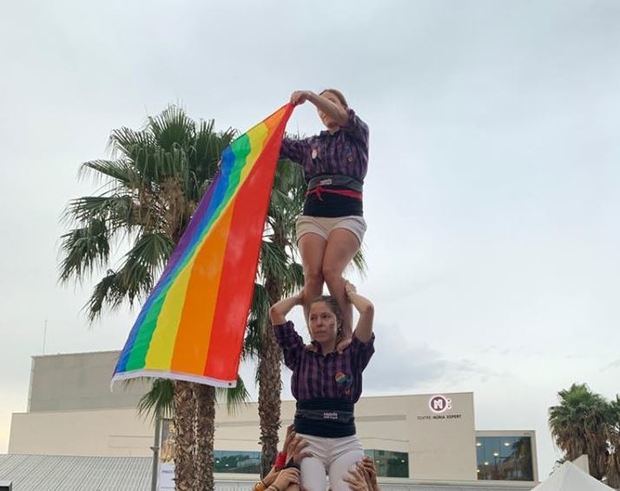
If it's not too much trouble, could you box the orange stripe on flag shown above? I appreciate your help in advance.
[170,202,235,374]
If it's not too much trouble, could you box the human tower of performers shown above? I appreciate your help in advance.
[253,89,378,491]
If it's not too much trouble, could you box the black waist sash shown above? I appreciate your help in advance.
[307,174,363,193]
[294,399,356,438]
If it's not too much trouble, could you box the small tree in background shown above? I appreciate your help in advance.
[549,383,620,487]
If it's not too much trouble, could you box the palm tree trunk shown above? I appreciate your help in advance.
[586,435,607,480]
[194,384,216,491]
[173,381,196,491]
[258,274,283,476]
[607,456,620,488]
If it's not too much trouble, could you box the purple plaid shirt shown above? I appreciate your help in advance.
[280,108,369,184]
[274,321,375,403]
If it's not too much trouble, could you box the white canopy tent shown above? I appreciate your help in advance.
[533,461,613,491]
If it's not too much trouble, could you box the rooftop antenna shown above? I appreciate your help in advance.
[42,319,48,355]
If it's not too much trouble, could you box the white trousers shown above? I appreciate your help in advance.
[297,433,364,491]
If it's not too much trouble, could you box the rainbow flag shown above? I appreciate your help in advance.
[112,104,294,387]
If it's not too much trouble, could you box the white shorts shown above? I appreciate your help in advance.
[296,215,367,246]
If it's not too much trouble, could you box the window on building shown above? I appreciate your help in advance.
[214,450,261,473]
[364,449,409,478]
[476,436,534,481]
[210,448,409,477]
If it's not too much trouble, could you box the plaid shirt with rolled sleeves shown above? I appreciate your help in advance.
[280,108,369,184]
[273,321,375,403]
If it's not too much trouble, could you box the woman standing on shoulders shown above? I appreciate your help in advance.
[281,89,369,347]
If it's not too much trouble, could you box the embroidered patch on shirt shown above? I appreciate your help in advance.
[335,371,352,386]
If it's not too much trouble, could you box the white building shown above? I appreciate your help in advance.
[4,351,539,490]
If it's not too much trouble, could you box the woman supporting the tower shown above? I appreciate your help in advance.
[270,281,375,491]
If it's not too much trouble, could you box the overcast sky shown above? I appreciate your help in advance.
[1,0,619,480]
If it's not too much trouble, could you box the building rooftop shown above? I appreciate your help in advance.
[0,454,537,491]
[0,454,151,490]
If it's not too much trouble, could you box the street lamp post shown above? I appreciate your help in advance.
[150,411,162,491]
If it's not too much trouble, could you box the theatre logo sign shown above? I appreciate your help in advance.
[429,395,451,413]
[417,394,463,421]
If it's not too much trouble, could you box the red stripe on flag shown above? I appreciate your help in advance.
[203,110,291,382]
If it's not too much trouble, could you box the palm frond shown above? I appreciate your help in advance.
[124,231,174,275]
[63,194,137,233]
[136,378,175,421]
[259,241,305,300]
[79,159,140,189]
[108,126,155,162]
[119,262,152,305]
[190,125,236,201]
[244,283,269,359]
[216,376,249,415]
[108,125,179,185]
[84,269,126,321]
[251,282,270,322]
[59,220,110,283]
[259,240,290,284]
[90,230,174,311]
[351,248,368,278]
[267,162,305,231]
[282,262,304,294]
[274,158,306,196]
[149,105,195,152]
[243,318,262,359]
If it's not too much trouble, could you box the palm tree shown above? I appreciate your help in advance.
[549,383,611,480]
[59,105,235,490]
[605,396,620,489]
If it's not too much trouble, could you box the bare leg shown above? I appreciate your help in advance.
[298,233,328,320]
[321,229,361,339]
